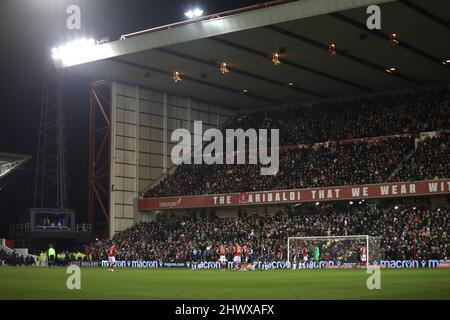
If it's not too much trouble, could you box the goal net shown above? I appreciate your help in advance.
[287,235,382,269]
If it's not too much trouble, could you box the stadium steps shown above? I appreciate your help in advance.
[388,140,418,181]
[1,238,36,260]
[0,239,14,254]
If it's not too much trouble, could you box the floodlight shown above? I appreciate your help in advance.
[185,8,203,19]
[51,38,111,67]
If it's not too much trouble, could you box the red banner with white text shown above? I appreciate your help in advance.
[138,179,450,210]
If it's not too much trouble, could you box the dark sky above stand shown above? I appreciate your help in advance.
[0,0,266,237]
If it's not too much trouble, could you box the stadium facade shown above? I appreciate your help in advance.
[57,0,450,238]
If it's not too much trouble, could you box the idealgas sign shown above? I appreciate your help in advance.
[139,179,450,210]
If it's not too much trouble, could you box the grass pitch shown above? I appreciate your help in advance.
[0,267,449,300]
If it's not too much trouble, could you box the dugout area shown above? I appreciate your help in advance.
[58,0,450,238]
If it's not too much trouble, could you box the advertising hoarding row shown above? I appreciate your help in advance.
[78,259,450,269]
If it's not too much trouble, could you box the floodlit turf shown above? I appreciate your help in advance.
[0,267,449,300]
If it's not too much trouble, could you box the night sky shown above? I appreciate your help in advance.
[0,0,265,237]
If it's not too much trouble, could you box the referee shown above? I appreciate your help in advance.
[48,244,56,268]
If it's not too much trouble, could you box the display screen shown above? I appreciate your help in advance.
[35,212,71,230]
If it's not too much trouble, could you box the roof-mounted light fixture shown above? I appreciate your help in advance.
[385,67,397,74]
[390,32,400,45]
[272,53,281,65]
[220,62,229,74]
[172,71,182,82]
[328,43,337,55]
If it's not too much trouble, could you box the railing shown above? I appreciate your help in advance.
[76,224,92,232]
[9,223,30,236]
[8,223,92,235]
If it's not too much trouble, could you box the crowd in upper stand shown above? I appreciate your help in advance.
[89,202,449,262]
[149,137,415,196]
[393,133,450,182]
[146,87,449,198]
[233,88,449,145]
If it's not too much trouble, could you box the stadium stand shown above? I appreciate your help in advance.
[393,133,450,182]
[0,249,35,266]
[94,87,447,265]
[146,87,449,198]
[89,202,449,262]
[229,88,449,145]
[5,88,448,267]
[148,136,415,196]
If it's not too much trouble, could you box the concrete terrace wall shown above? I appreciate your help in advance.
[109,82,235,236]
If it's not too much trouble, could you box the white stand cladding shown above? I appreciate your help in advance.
[109,82,235,237]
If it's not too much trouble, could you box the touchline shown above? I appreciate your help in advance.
[171,121,279,176]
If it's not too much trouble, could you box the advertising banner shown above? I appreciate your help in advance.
[139,179,450,210]
[85,259,450,269]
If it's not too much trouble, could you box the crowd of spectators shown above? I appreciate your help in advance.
[232,88,449,145]
[148,137,415,196]
[146,87,449,198]
[0,248,94,267]
[394,133,450,182]
[90,202,449,263]
[0,249,35,266]
[6,88,450,268]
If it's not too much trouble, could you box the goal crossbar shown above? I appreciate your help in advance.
[288,235,370,241]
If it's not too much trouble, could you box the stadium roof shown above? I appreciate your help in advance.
[62,0,450,109]
[0,153,31,179]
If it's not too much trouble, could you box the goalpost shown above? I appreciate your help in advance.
[287,235,382,268]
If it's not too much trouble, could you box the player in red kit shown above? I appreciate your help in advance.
[108,243,118,272]
[301,247,308,269]
[359,246,367,267]
[232,243,242,270]
[217,244,228,271]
